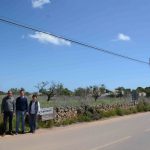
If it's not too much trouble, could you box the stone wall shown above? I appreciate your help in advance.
[54,103,135,123]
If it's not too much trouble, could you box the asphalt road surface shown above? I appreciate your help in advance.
[1,112,150,150]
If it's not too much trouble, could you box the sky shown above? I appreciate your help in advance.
[0,0,150,92]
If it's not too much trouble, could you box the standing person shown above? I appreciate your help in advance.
[15,89,28,134]
[29,94,40,133]
[1,90,15,136]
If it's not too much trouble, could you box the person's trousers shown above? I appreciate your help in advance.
[16,111,26,133]
[29,114,37,132]
[3,111,13,133]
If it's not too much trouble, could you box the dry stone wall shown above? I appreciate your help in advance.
[54,103,135,123]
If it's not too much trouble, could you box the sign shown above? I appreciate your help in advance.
[39,107,55,121]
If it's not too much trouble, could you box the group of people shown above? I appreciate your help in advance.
[1,89,40,136]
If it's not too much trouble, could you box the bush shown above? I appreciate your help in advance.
[102,110,117,118]
[136,101,150,112]
[143,101,150,111]
[61,118,77,125]
[78,115,92,122]
[115,108,124,116]
[129,107,138,114]
[137,101,145,112]
[38,120,54,128]
[123,109,132,115]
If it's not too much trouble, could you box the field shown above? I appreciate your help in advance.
[0,94,132,111]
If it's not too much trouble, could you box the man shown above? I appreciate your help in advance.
[16,89,28,134]
[29,94,40,133]
[1,90,15,136]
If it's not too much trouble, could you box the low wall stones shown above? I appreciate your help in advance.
[54,103,135,123]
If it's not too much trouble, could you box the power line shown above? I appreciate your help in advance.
[0,17,149,65]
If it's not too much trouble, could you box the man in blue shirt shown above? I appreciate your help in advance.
[15,89,28,134]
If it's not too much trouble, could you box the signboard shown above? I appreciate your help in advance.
[39,107,55,121]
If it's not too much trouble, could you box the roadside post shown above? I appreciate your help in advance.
[39,107,55,121]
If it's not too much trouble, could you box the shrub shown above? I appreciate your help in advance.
[129,107,138,114]
[102,110,117,118]
[92,113,102,120]
[135,101,150,112]
[123,109,132,115]
[143,101,150,111]
[115,108,124,116]
[78,115,92,122]
[38,120,54,128]
[61,118,77,125]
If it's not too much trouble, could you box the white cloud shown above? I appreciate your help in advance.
[117,33,131,41]
[29,32,71,46]
[32,0,50,8]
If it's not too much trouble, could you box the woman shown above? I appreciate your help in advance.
[28,94,40,133]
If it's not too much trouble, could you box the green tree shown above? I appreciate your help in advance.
[136,87,145,93]
[74,87,87,97]
[124,88,131,97]
[61,88,72,96]
[35,81,57,101]
[145,87,150,97]
[9,87,26,95]
[35,82,72,101]
[90,84,106,101]
[115,87,125,98]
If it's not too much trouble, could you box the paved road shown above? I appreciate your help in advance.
[1,112,150,150]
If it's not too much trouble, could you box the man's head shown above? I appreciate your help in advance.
[7,90,13,97]
[20,89,25,97]
[32,94,37,101]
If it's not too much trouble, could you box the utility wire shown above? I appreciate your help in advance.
[0,17,149,65]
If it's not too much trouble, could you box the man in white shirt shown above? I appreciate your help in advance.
[28,94,40,133]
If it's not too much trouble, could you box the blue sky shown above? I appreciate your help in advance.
[0,0,150,92]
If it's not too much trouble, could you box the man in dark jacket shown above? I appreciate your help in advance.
[15,89,28,134]
[1,90,15,136]
[29,94,40,133]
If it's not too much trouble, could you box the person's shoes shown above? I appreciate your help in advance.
[15,132,18,135]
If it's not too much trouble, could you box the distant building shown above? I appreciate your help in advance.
[138,92,146,97]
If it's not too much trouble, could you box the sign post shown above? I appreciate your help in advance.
[39,107,55,121]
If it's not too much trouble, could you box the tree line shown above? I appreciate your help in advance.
[1,82,150,101]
